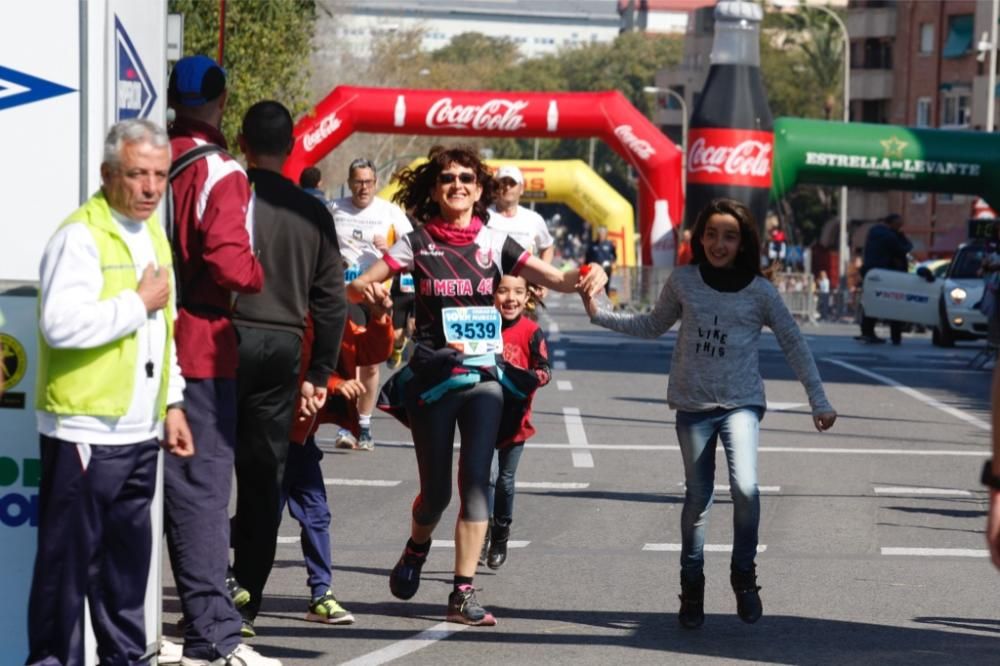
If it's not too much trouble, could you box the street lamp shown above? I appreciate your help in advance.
[643,85,688,191]
[772,1,851,313]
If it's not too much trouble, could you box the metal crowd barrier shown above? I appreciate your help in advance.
[607,267,857,325]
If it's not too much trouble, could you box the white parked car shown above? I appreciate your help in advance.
[861,241,989,347]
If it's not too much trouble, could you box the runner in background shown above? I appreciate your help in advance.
[328,158,412,450]
[487,165,555,301]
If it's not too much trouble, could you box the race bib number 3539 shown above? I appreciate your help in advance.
[442,306,503,355]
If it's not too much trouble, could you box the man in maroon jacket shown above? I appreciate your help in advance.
[162,55,275,666]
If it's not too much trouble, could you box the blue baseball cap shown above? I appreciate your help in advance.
[168,55,227,107]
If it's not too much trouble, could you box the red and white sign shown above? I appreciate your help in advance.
[426,97,529,131]
[286,86,686,266]
[303,111,342,151]
[687,128,773,188]
[614,124,656,161]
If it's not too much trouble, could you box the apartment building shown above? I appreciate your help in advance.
[323,1,621,60]
[859,0,992,255]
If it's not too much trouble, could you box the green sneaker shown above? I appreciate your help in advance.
[306,590,355,625]
[226,570,251,609]
[240,617,257,638]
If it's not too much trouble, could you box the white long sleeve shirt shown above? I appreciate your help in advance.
[36,209,185,444]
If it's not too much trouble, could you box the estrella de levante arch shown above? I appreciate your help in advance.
[772,117,1000,208]
[282,86,683,266]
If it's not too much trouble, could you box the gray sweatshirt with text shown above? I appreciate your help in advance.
[591,265,833,415]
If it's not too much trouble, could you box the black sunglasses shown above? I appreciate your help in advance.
[437,172,477,185]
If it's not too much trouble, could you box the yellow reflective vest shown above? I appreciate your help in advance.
[36,191,175,418]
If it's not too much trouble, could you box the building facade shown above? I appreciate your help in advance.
[327,1,622,60]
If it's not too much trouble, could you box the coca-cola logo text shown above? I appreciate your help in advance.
[426,98,529,131]
[614,125,656,160]
[688,137,771,178]
[303,112,342,151]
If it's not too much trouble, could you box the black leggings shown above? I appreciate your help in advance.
[406,380,503,524]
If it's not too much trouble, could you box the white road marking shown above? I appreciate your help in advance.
[881,547,987,558]
[766,402,806,411]
[339,622,470,666]
[548,320,561,342]
[677,483,781,493]
[375,440,989,457]
[553,360,567,371]
[554,349,566,357]
[324,478,402,487]
[516,481,590,489]
[431,540,530,549]
[277,536,300,544]
[826,358,990,431]
[563,407,594,468]
[556,380,573,391]
[873,486,972,496]
[643,543,768,553]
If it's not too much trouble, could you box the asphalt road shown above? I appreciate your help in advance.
[163,292,999,665]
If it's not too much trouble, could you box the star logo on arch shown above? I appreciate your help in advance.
[880,135,908,159]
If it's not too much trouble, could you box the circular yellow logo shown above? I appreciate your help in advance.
[1,333,27,391]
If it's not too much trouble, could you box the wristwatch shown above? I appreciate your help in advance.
[166,401,186,413]
[981,459,1000,490]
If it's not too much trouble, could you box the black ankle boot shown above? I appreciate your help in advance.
[730,565,762,624]
[678,572,705,629]
[478,519,492,566]
[487,521,509,570]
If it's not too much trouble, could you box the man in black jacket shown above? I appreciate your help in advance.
[858,213,912,345]
[229,100,346,634]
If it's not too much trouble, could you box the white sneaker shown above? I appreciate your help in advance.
[180,644,282,666]
[334,428,358,449]
[159,638,184,665]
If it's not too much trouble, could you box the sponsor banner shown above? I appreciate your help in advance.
[0,295,39,659]
[686,128,773,188]
[614,124,656,161]
[771,117,1000,207]
[425,97,529,131]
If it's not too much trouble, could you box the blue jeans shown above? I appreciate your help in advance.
[281,436,332,600]
[487,444,526,526]
[675,407,763,578]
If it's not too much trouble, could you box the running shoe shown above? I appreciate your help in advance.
[446,585,497,626]
[357,426,374,452]
[389,543,429,600]
[334,428,358,449]
[158,638,184,665]
[387,345,405,369]
[306,590,355,625]
[179,644,281,666]
[240,617,257,638]
[226,570,251,609]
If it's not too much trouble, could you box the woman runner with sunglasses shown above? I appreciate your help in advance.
[348,146,606,625]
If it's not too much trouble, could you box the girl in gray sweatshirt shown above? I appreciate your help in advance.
[584,198,837,630]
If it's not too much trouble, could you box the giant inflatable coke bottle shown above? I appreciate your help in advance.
[685,1,773,230]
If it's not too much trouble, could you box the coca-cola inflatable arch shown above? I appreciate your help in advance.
[283,86,684,266]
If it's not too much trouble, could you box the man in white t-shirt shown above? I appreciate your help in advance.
[487,165,555,298]
[329,157,412,451]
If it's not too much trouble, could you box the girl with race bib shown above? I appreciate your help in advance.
[348,146,605,626]
[583,198,837,629]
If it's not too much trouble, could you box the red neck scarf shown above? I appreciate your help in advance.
[424,216,482,246]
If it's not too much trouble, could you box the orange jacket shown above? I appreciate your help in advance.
[290,313,394,444]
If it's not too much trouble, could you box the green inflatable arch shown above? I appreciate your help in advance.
[772,117,1000,210]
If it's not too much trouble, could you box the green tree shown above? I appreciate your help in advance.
[169,0,317,149]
